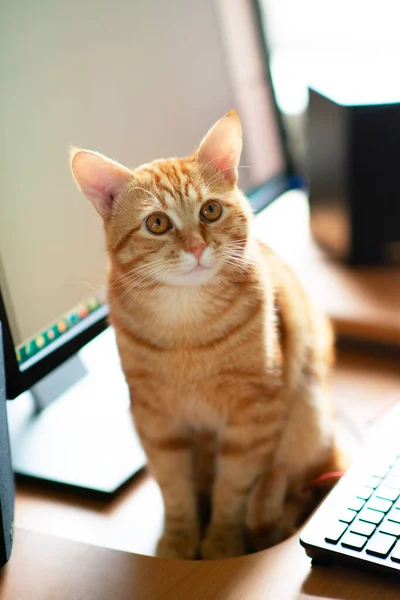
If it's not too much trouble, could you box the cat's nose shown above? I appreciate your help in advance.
[187,241,206,261]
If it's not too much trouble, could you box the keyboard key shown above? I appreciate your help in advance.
[379,520,400,537]
[339,509,357,524]
[359,508,385,525]
[356,486,373,501]
[367,497,393,513]
[384,475,400,490]
[365,476,382,489]
[366,533,397,558]
[325,521,348,544]
[341,532,368,551]
[350,519,376,537]
[376,486,399,502]
[347,497,365,512]
[388,509,400,524]
[390,541,400,563]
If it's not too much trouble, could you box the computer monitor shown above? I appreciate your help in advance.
[0,0,296,493]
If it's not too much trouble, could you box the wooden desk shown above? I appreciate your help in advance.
[2,523,400,600]
[6,344,400,599]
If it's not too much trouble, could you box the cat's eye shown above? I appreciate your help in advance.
[200,200,222,222]
[146,213,172,235]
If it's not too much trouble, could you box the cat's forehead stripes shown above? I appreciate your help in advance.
[138,159,206,206]
[187,183,202,203]
[162,190,176,208]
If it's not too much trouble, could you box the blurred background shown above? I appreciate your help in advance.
[262,0,400,163]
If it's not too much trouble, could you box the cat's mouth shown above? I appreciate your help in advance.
[185,264,211,275]
[159,262,216,286]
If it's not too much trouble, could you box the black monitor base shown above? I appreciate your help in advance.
[7,329,146,496]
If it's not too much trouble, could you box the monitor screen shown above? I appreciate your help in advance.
[0,0,292,397]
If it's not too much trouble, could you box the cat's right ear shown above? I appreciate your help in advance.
[70,148,132,219]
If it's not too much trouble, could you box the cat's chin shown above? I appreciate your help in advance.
[161,266,218,287]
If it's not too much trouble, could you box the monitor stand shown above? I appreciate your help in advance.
[7,328,146,496]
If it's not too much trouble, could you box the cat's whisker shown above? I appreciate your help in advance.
[225,261,250,278]
[127,278,162,306]
[223,244,255,255]
[113,261,169,305]
[112,269,159,304]
[204,165,250,190]
[125,265,168,306]
[109,258,168,289]
[224,238,248,246]
[221,247,243,255]
[224,254,252,268]
[198,152,239,179]
[125,185,160,205]
[227,259,252,271]
[227,262,255,275]
[224,238,248,245]
[222,252,257,276]
[110,258,166,283]
[223,252,255,263]
[110,266,153,287]
[225,242,246,250]
[79,280,98,290]
[222,251,257,266]
[130,265,166,289]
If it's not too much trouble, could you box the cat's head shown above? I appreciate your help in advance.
[71,110,252,288]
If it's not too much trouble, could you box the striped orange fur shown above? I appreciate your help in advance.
[71,110,341,560]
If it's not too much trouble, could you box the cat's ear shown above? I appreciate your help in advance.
[70,148,132,218]
[197,109,243,185]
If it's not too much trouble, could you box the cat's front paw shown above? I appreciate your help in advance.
[156,529,200,560]
[201,524,246,560]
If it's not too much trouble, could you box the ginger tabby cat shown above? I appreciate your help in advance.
[71,110,340,560]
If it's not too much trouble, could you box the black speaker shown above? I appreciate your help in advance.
[308,85,400,265]
[0,323,14,566]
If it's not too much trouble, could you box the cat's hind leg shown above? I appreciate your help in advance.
[246,466,291,551]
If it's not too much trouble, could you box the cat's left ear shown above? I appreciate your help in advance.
[70,148,132,219]
[197,109,243,185]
